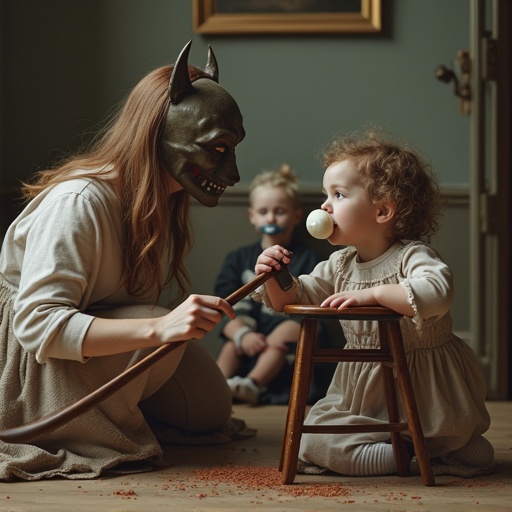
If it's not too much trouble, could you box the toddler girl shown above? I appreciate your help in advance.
[254,130,494,477]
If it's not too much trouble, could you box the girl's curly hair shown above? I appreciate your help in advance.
[323,129,443,243]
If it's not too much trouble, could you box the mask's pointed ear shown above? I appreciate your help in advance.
[205,45,219,83]
[168,40,193,105]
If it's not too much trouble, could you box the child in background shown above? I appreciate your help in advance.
[254,130,494,477]
[215,164,320,405]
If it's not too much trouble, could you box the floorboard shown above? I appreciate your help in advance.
[1,402,510,511]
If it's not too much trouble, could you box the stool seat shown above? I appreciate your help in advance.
[279,305,435,486]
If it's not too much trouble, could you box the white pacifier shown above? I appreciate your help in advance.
[306,209,334,239]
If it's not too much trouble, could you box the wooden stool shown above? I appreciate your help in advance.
[279,305,435,486]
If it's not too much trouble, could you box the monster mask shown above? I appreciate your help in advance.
[161,41,245,207]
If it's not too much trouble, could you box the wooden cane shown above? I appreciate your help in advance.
[0,269,279,444]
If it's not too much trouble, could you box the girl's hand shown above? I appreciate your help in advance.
[255,245,291,275]
[321,284,414,316]
[321,289,378,309]
[152,294,235,344]
[240,332,267,357]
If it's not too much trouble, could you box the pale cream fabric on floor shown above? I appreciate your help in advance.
[254,241,492,476]
[0,292,231,481]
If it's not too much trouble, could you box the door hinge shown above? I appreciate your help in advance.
[480,193,498,234]
[482,36,498,82]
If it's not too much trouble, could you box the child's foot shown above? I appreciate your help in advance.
[409,456,495,478]
[227,376,264,405]
[297,459,328,475]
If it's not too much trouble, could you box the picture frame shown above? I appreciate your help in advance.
[193,0,381,35]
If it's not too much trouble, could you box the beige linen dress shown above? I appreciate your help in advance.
[260,241,491,475]
[0,177,231,480]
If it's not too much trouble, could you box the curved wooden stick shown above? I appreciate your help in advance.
[0,269,278,444]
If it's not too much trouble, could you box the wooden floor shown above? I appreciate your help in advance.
[1,402,511,511]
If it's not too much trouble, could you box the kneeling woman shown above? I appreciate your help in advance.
[0,42,245,481]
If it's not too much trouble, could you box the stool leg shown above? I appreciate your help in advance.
[387,320,435,486]
[378,321,411,476]
[280,318,317,485]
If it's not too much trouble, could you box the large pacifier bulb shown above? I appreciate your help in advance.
[306,209,334,239]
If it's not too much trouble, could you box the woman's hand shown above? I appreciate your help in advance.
[255,245,291,275]
[83,294,235,357]
[151,294,235,344]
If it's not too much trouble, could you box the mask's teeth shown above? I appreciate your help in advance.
[194,170,226,196]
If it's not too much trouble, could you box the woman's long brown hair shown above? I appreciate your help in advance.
[21,65,209,301]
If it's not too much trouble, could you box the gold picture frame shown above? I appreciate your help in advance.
[193,0,381,35]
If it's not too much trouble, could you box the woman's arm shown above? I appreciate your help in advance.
[82,294,234,357]
[14,186,235,362]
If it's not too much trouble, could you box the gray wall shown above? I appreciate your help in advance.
[1,0,472,352]
[185,188,469,356]
[2,0,469,186]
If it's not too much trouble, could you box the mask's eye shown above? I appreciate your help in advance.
[215,145,226,154]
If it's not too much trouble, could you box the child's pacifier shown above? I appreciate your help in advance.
[259,224,285,235]
[306,209,334,239]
